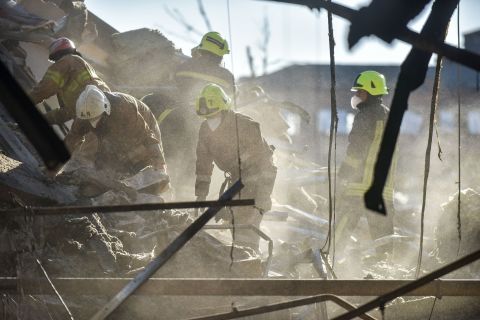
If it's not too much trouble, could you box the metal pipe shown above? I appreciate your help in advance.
[2,279,479,297]
[333,249,480,320]
[186,294,377,320]
[89,180,245,320]
[0,199,254,216]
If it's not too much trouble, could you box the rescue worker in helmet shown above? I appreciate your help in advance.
[65,85,169,195]
[152,32,234,200]
[194,84,277,250]
[335,70,396,263]
[29,37,109,127]
[175,31,234,102]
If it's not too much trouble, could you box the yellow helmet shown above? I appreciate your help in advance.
[195,32,230,57]
[351,70,388,96]
[195,83,231,117]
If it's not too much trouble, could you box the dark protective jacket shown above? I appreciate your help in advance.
[29,53,109,124]
[175,54,235,103]
[65,92,166,173]
[195,110,276,208]
[338,97,396,202]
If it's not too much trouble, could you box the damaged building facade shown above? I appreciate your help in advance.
[0,0,479,319]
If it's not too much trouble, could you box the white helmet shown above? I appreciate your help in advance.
[76,85,111,127]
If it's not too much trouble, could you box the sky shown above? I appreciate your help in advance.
[85,0,480,78]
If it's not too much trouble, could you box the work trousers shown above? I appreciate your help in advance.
[227,171,276,251]
[335,194,394,257]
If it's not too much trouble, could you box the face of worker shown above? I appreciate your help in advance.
[350,90,368,109]
[89,114,104,128]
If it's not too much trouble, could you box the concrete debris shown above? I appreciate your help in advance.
[436,188,480,275]
[109,28,183,93]
[42,213,153,275]
[122,165,170,191]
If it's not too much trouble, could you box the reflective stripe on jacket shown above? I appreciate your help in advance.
[30,54,109,121]
[339,98,396,202]
[175,56,234,104]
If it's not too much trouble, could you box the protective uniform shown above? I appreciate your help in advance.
[66,89,166,177]
[175,32,234,103]
[29,38,109,124]
[195,84,276,250]
[168,32,234,199]
[336,71,396,258]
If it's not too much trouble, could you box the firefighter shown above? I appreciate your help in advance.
[194,84,277,250]
[66,85,169,194]
[335,70,396,261]
[175,31,234,102]
[156,32,233,200]
[29,37,109,125]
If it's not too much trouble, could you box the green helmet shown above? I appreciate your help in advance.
[196,83,231,117]
[195,32,230,57]
[351,70,388,96]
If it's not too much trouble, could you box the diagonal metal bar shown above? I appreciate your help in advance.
[262,0,480,72]
[186,294,377,320]
[36,259,75,320]
[89,180,246,320]
[333,248,480,320]
[0,199,254,216]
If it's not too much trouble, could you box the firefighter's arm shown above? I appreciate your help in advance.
[132,109,167,169]
[195,128,214,199]
[63,119,89,152]
[135,143,167,172]
[29,60,66,104]
[240,119,271,171]
[44,108,71,125]
[338,112,369,179]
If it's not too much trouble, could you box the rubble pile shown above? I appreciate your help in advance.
[436,188,480,274]
[41,213,154,276]
[108,28,183,95]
